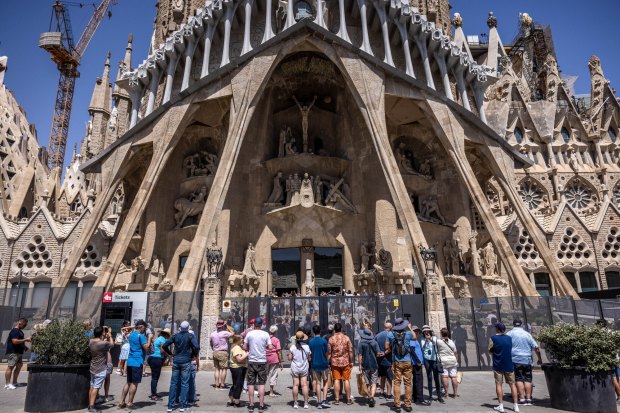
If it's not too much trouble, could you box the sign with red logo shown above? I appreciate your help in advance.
[102,292,113,303]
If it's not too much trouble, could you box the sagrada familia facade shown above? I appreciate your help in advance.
[0,0,619,325]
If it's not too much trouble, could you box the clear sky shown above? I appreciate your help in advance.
[1,1,619,169]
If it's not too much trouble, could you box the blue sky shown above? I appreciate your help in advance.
[1,1,619,169]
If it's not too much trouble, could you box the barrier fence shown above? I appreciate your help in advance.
[1,287,619,369]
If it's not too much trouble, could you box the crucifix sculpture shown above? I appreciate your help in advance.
[293,95,317,153]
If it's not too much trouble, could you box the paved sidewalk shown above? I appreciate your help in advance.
[1,368,572,413]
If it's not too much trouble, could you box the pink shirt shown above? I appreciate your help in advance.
[210,330,232,352]
[266,336,281,364]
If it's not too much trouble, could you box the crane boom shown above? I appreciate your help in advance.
[39,0,115,170]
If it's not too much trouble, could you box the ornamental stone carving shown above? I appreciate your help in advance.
[418,195,446,225]
[174,186,207,229]
[480,242,498,277]
[544,54,560,103]
[518,179,544,210]
[183,151,218,178]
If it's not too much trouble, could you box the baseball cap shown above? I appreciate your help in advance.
[180,321,190,331]
[495,322,506,333]
[249,318,256,325]
[255,317,263,326]
[513,319,523,327]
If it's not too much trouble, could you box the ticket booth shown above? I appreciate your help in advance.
[100,291,148,366]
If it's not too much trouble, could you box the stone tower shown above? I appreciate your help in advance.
[85,52,112,159]
[153,0,205,47]
[416,0,452,36]
[109,34,133,144]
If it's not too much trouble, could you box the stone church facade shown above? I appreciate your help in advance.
[0,1,619,325]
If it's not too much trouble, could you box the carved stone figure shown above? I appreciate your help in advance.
[419,159,432,177]
[468,231,481,275]
[285,137,298,156]
[290,173,302,205]
[183,151,218,177]
[396,142,416,174]
[267,172,284,204]
[589,55,606,114]
[449,239,462,275]
[304,268,315,295]
[148,255,165,287]
[442,241,453,274]
[326,184,355,212]
[367,242,377,269]
[300,172,314,207]
[293,95,317,153]
[278,126,290,158]
[545,54,560,103]
[481,242,498,277]
[569,148,579,172]
[174,186,207,229]
[314,176,324,205]
[374,248,393,272]
[359,241,370,273]
[108,106,118,131]
[130,256,146,286]
[242,243,258,277]
[420,195,446,224]
[285,174,293,205]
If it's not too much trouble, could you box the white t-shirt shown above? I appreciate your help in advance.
[244,329,270,363]
[289,343,311,375]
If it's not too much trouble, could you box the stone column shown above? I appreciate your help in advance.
[425,269,445,332]
[200,277,221,364]
[301,239,314,295]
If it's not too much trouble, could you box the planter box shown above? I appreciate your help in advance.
[542,363,616,413]
[25,364,90,413]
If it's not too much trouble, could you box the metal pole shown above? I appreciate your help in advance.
[470,297,483,371]
[570,296,579,325]
[495,297,502,324]
[520,296,528,331]
[598,299,605,321]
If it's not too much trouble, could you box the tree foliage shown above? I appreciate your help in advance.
[538,323,620,373]
[31,320,90,365]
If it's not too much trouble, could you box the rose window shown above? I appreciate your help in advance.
[565,180,593,210]
[518,180,543,210]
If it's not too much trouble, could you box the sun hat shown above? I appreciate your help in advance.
[269,325,278,334]
[421,324,432,333]
[393,317,410,331]
[295,330,308,341]
[162,328,171,336]
[216,319,226,328]
[359,328,374,340]
[411,325,421,332]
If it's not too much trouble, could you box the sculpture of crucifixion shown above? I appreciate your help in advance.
[293,95,317,153]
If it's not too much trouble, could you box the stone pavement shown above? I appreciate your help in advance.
[1,368,572,413]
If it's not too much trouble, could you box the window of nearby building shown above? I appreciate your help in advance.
[564,272,578,290]
[534,272,552,296]
[561,127,571,144]
[579,271,598,292]
[60,281,79,314]
[609,128,618,143]
[80,281,95,302]
[606,271,620,290]
[31,282,51,309]
[514,127,524,144]
[8,282,28,307]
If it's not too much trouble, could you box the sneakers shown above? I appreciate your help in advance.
[524,400,533,406]
[321,400,331,408]
[179,409,186,412]
[493,405,505,413]
[369,398,376,408]
[166,409,173,413]
[403,406,412,412]
[87,407,100,413]
[4,384,16,390]
[514,404,520,413]
[304,403,309,409]
[293,402,299,409]
[317,404,323,409]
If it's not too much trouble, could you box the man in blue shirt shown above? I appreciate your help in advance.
[507,319,541,406]
[409,325,430,406]
[164,320,200,412]
[374,323,393,399]
[489,323,519,413]
[308,325,330,409]
[119,320,149,409]
[386,318,414,413]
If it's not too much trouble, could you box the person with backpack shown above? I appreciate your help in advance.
[163,320,200,412]
[421,325,445,404]
[385,318,414,412]
[357,328,383,407]
[289,330,312,409]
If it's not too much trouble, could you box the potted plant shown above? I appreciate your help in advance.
[538,323,620,413]
[25,320,91,413]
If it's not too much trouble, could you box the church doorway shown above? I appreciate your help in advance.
[272,248,301,295]
[314,248,343,294]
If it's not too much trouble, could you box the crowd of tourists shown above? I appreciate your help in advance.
[3,315,544,413]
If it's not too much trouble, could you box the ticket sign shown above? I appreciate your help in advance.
[102,292,148,324]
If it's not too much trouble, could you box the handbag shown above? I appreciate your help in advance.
[356,372,369,397]
[457,371,464,384]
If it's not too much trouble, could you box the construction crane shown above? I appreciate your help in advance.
[39,0,116,170]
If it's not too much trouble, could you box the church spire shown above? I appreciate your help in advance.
[88,51,112,114]
[113,34,133,98]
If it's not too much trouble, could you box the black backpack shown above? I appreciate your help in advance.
[393,331,409,358]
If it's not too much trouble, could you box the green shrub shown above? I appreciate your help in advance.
[31,320,90,365]
[538,323,620,373]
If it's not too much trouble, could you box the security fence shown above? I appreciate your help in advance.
[444,296,620,370]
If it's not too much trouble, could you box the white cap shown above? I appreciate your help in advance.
[180,321,190,331]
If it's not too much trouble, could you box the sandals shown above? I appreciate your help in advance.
[347,400,354,405]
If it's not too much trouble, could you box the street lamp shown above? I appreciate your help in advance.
[419,245,437,275]
[206,243,224,278]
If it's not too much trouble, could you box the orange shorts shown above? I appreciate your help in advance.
[331,365,352,381]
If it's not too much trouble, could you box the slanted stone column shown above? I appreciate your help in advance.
[301,239,314,296]
[200,277,221,364]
